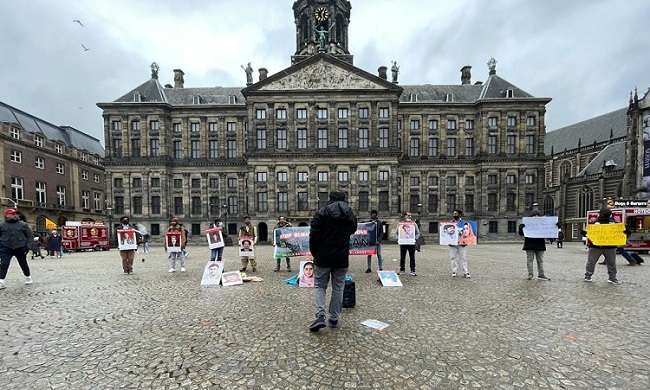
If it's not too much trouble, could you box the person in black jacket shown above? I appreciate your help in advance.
[582,208,629,284]
[0,208,34,289]
[308,190,357,332]
[518,209,550,281]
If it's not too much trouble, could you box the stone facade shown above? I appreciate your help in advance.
[97,0,551,243]
[543,88,650,241]
[0,101,105,236]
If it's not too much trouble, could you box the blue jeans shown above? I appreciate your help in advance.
[366,242,383,270]
[313,265,348,322]
[210,247,224,262]
[399,245,416,272]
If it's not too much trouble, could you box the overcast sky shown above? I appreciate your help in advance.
[1,0,649,146]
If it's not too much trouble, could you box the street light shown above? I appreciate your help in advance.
[106,207,114,247]
[222,204,228,236]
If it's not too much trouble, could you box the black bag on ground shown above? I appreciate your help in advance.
[342,280,356,308]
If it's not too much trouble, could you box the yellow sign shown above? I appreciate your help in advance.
[45,218,57,229]
[585,223,626,246]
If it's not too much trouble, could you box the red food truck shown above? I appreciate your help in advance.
[62,221,110,252]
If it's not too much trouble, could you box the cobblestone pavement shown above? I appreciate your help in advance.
[1,242,649,389]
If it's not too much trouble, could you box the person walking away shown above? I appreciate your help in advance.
[396,211,421,276]
[273,216,292,272]
[365,210,384,273]
[118,216,137,274]
[557,229,564,248]
[46,230,62,257]
[582,208,629,284]
[0,208,34,289]
[448,209,470,278]
[238,215,257,272]
[309,190,357,332]
[518,210,550,280]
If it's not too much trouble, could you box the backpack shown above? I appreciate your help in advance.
[342,280,356,308]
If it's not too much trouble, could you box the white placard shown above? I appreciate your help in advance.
[522,216,559,238]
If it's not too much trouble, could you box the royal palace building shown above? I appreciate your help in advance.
[98,0,552,242]
[0,101,105,236]
[543,88,650,241]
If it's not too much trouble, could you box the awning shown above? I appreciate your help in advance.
[45,218,57,229]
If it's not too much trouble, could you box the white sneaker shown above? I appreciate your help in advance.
[0,279,5,289]
[25,276,33,285]
[180,267,186,272]
[168,268,176,273]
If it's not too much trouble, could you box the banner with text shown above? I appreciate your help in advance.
[522,216,559,238]
[584,223,627,246]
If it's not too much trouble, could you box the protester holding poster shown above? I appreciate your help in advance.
[117,216,138,275]
[238,215,257,273]
[206,220,225,263]
[448,209,471,278]
[582,208,629,284]
[396,212,420,276]
[365,210,384,273]
[273,216,293,272]
[518,209,550,281]
[164,222,185,273]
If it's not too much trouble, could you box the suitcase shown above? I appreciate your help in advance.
[342,280,356,308]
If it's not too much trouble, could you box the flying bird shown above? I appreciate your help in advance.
[73,19,83,26]
[81,44,90,52]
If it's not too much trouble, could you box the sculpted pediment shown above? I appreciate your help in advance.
[259,59,385,91]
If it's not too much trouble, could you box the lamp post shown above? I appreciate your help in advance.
[106,207,114,248]
[222,204,228,235]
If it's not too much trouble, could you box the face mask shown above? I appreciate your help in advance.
[453,215,460,221]
[405,217,411,221]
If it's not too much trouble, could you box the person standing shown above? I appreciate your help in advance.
[0,208,34,289]
[309,190,357,332]
[518,210,550,281]
[396,211,421,276]
[117,216,137,274]
[209,219,224,262]
[273,215,292,272]
[365,210,384,273]
[46,229,62,257]
[238,215,257,272]
[557,229,564,248]
[583,208,628,284]
[449,209,471,278]
[165,221,186,272]
[31,236,45,259]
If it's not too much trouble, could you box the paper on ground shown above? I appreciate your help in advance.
[362,319,390,330]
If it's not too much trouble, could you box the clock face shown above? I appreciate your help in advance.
[315,7,329,22]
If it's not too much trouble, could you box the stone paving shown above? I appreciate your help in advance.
[1,241,649,389]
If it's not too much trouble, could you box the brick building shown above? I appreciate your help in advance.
[0,101,105,236]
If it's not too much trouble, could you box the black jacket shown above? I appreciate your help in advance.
[0,219,34,250]
[518,224,546,251]
[310,197,357,268]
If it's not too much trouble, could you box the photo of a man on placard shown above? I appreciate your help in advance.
[239,238,255,257]
[201,262,223,286]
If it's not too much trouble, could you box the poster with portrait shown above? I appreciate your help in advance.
[201,262,224,286]
[166,231,182,252]
[221,271,244,287]
[378,270,402,287]
[117,228,138,251]
[298,260,315,288]
[457,221,478,245]
[206,227,224,249]
[438,222,459,245]
[238,236,255,257]
[397,222,417,245]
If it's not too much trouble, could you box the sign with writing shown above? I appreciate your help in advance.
[273,223,378,258]
[584,223,627,246]
[522,216,559,238]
